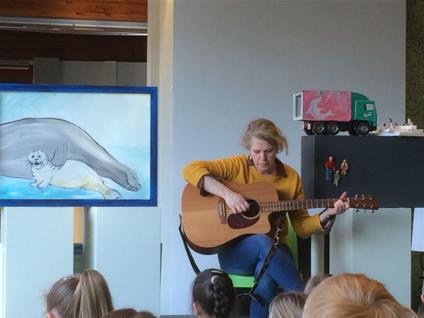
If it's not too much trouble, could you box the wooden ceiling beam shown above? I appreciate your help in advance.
[0,30,147,62]
[0,0,147,23]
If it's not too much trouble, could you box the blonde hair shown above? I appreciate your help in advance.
[268,292,306,318]
[241,118,288,153]
[45,269,113,318]
[304,274,332,295]
[303,273,407,318]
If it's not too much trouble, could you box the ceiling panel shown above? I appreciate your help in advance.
[0,30,147,62]
[0,0,147,22]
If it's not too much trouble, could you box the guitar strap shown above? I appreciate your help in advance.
[178,216,200,274]
[241,213,286,307]
[178,213,285,308]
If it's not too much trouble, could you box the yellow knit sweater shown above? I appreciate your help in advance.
[182,154,324,244]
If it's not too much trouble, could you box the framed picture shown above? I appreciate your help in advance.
[0,83,157,206]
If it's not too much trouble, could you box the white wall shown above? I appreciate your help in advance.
[159,0,405,314]
[84,207,161,315]
[1,207,74,318]
[331,208,411,304]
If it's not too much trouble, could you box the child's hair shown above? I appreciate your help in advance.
[45,269,114,318]
[134,311,157,318]
[303,273,407,318]
[101,309,137,318]
[45,274,80,318]
[101,309,157,318]
[268,292,307,318]
[192,269,235,318]
[304,274,332,294]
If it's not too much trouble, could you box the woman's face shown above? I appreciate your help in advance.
[249,137,277,175]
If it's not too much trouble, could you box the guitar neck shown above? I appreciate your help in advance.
[260,198,339,212]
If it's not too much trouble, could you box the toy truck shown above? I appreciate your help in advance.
[293,90,377,135]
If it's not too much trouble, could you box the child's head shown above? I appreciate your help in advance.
[268,292,307,318]
[192,269,235,318]
[101,308,137,318]
[45,275,79,318]
[45,269,113,318]
[101,309,157,318]
[304,274,332,295]
[303,273,406,318]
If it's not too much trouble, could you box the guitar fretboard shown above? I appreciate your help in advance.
[260,199,339,212]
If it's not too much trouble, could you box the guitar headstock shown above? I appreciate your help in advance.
[349,195,379,210]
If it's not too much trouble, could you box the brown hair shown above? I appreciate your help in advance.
[418,280,424,318]
[418,303,424,318]
[45,269,114,318]
[304,273,332,295]
[403,307,419,318]
[192,269,235,318]
[134,311,157,318]
[241,118,288,153]
[303,273,407,318]
[46,275,80,318]
[101,309,137,318]
[101,309,157,318]
[268,292,306,318]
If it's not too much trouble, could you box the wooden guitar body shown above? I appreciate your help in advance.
[181,180,278,254]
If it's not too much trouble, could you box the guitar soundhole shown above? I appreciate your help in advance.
[227,199,260,229]
[242,199,260,219]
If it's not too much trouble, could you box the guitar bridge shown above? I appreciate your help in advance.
[218,199,227,224]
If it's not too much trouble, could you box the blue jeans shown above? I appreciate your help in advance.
[218,234,305,318]
[325,168,334,182]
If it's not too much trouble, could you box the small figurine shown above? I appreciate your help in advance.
[340,159,349,176]
[388,118,394,130]
[406,118,414,126]
[324,156,336,182]
[334,170,341,186]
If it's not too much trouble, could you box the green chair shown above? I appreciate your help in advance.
[229,218,298,289]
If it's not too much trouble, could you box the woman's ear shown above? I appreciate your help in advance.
[192,302,201,316]
[46,309,60,318]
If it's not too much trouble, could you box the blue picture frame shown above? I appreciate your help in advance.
[0,83,157,207]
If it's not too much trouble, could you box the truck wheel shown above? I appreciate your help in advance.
[312,122,327,135]
[356,122,370,136]
[304,128,314,135]
[327,122,340,135]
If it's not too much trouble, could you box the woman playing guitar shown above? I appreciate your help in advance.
[182,118,349,318]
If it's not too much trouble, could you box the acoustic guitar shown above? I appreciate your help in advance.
[181,180,378,254]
